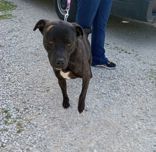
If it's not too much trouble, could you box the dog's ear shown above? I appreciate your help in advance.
[33,19,51,34]
[72,23,83,37]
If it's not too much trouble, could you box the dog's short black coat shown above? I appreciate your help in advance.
[34,20,92,113]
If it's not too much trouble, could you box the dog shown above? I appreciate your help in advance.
[33,19,92,113]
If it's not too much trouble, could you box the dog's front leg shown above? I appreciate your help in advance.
[78,77,90,113]
[54,71,70,109]
[58,78,70,108]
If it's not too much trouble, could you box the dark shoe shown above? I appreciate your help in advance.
[92,61,116,70]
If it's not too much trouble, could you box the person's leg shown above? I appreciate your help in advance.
[91,0,113,65]
[76,0,100,29]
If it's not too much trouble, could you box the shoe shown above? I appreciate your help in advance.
[92,61,116,70]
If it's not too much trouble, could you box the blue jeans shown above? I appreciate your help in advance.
[76,0,112,65]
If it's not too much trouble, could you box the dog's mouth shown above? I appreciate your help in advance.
[54,61,68,71]
[55,67,62,71]
[54,65,67,71]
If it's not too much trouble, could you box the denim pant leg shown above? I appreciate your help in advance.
[92,0,112,65]
[76,0,112,65]
[76,0,101,28]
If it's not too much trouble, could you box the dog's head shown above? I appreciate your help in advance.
[34,19,83,70]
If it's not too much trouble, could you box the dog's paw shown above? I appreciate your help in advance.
[78,105,85,113]
[62,99,70,109]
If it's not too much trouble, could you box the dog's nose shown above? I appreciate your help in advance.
[56,59,64,67]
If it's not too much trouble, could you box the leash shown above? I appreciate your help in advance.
[64,0,71,21]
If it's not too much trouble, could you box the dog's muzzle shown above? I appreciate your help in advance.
[54,58,66,70]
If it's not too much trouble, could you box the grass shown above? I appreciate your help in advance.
[0,0,16,20]
[1,108,16,125]
[149,69,156,84]
[1,108,25,133]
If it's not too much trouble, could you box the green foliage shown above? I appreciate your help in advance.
[0,0,16,20]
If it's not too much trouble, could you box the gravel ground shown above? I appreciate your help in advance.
[0,0,156,152]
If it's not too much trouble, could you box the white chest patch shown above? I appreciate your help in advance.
[60,71,71,79]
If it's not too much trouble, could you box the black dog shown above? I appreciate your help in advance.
[33,20,92,113]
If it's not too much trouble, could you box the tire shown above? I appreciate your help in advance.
[55,0,77,22]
